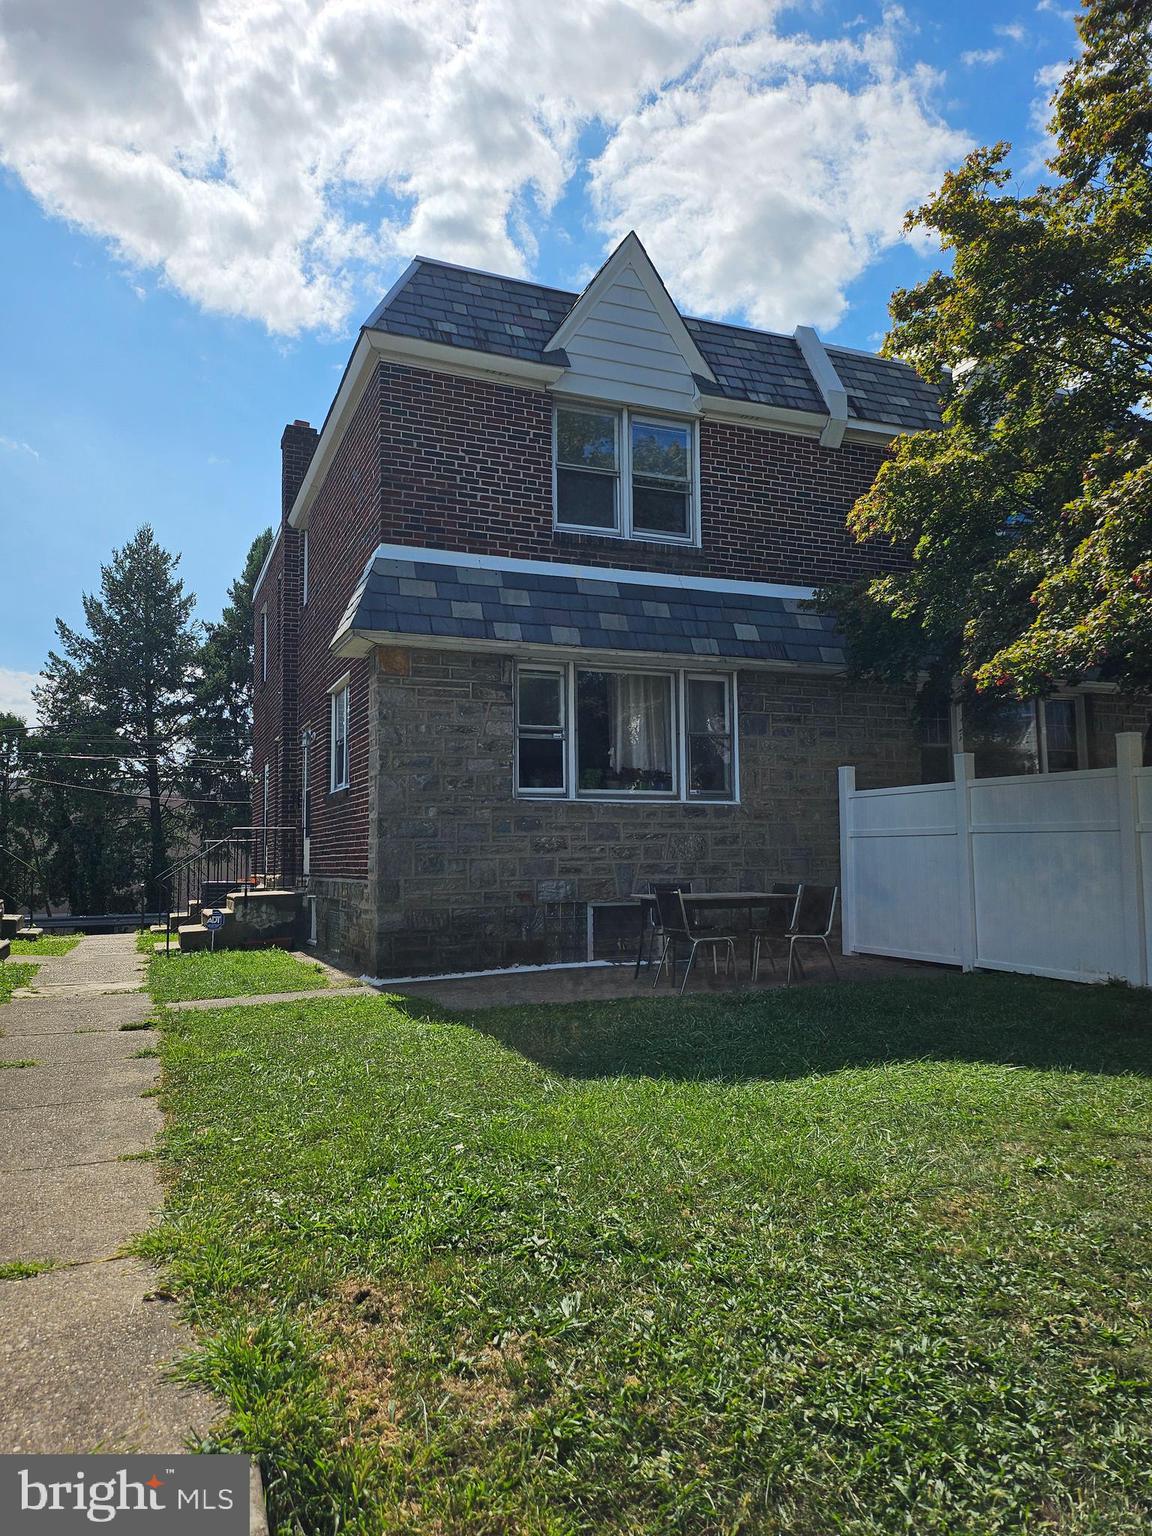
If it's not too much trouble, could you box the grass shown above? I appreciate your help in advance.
[8,935,80,958]
[0,1058,37,1068]
[146,947,329,1004]
[146,975,1152,1536]
[0,963,39,1003]
[0,1260,56,1281]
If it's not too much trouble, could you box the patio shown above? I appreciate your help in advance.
[383,949,938,1010]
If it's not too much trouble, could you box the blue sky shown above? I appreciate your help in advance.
[0,0,1081,715]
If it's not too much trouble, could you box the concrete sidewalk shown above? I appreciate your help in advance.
[0,934,216,1453]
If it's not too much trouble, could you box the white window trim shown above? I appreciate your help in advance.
[328,674,350,792]
[302,527,309,606]
[951,691,1088,774]
[552,402,700,547]
[515,662,738,804]
[260,606,268,683]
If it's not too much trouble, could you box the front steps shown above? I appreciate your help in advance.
[173,888,302,952]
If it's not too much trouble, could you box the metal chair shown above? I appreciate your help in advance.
[651,887,739,997]
[750,882,804,981]
[783,884,839,985]
[633,880,693,978]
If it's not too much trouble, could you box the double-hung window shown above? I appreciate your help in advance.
[924,693,1089,781]
[329,679,350,791]
[554,405,695,543]
[516,665,736,801]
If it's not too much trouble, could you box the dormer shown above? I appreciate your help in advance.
[545,232,715,417]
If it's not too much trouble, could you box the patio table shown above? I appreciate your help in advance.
[635,890,799,980]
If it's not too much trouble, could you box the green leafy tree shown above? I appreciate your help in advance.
[35,526,200,911]
[821,0,1152,704]
[0,712,38,912]
[185,528,273,840]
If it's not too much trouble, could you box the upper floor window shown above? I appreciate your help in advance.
[260,606,268,683]
[302,527,309,606]
[554,405,696,544]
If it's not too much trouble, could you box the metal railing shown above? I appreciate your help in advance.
[155,824,300,953]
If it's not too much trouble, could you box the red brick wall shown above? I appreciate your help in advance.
[293,379,380,881]
[375,361,901,586]
[262,358,908,889]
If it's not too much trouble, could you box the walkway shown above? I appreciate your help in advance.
[0,933,215,1452]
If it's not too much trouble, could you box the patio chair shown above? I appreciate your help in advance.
[750,882,804,981]
[633,880,694,978]
[783,884,839,985]
[651,887,739,997]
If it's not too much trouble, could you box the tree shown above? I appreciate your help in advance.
[35,526,200,910]
[0,712,35,911]
[820,0,1152,705]
[185,528,273,840]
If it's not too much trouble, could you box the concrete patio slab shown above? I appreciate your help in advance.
[0,1259,215,1454]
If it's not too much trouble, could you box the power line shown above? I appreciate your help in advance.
[25,776,254,806]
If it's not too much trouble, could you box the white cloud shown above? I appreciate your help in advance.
[0,435,40,460]
[995,22,1027,42]
[0,0,970,336]
[589,18,970,330]
[961,48,1004,67]
[0,668,42,723]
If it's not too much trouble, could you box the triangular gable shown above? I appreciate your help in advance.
[546,233,716,413]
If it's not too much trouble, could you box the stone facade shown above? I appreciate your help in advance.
[343,645,920,977]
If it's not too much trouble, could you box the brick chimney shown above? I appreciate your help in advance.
[281,419,319,523]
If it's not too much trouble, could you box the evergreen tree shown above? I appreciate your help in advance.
[186,527,273,840]
[821,0,1152,703]
[0,712,35,911]
[35,526,200,910]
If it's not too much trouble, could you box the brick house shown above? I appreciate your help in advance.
[251,233,1148,977]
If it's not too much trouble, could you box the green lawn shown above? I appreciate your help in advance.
[9,935,81,959]
[147,947,330,1004]
[146,976,1152,1536]
[0,962,39,1004]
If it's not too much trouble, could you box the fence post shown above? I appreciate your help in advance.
[1115,731,1147,988]
[838,766,856,956]
[953,751,977,973]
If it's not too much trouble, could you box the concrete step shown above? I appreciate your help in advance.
[0,938,10,962]
[16,928,44,941]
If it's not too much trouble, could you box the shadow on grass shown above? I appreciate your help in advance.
[390,973,1152,1083]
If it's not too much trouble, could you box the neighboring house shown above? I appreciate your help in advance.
[251,233,1148,976]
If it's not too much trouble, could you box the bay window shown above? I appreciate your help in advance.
[554,404,695,542]
[517,664,736,801]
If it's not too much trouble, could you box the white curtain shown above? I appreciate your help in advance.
[612,674,670,773]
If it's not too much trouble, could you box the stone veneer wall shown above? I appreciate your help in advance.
[338,645,921,978]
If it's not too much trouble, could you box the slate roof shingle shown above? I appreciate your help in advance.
[336,554,847,668]
[366,259,941,433]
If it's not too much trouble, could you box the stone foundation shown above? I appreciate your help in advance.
[306,876,374,970]
[357,647,921,978]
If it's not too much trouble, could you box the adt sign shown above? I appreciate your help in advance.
[204,909,226,932]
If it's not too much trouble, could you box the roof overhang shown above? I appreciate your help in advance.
[333,627,845,677]
[288,330,566,530]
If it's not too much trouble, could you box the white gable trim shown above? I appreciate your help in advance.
[546,233,717,385]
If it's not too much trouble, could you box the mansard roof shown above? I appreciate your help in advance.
[334,546,846,669]
[365,243,941,434]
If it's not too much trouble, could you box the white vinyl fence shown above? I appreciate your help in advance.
[839,731,1151,986]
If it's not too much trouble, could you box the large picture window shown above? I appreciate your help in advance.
[554,405,695,543]
[516,665,736,802]
[921,693,1089,782]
